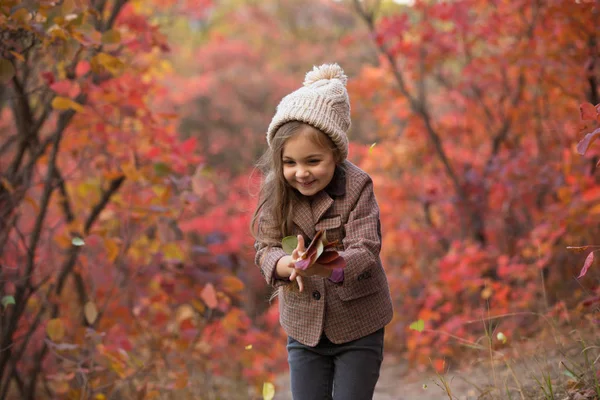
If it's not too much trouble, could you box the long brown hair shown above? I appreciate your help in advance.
[251,121,342,242]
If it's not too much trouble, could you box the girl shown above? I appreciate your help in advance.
[252,63,394,400]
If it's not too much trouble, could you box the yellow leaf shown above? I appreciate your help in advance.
[163,243,184,262]
[94,394,106,400]
[51,96,84,112]
[101,29,121,45]
[481,286,493,300]
[245,344,253,350]
[46,318,65,342]
[11,8,31,23]
[84,301,98,325]
[191,299,206,314]
[104,238,119,262]
[92,52,124,76]
[262,382,275,400]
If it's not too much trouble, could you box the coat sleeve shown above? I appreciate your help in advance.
[254,209,292,289]
[336,176,384,299]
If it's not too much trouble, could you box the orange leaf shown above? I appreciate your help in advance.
[51,96,84,112]
[200,283,218,309]
[105,238,119,262]
[222,276,245,294]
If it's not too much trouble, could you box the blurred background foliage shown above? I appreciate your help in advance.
[0,0,599,398]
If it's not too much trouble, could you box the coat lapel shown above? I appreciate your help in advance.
[292,196,314,238]
[292,164,346,239]
[312,190,334,223]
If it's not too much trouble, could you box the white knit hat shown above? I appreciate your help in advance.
[266,63,351,160]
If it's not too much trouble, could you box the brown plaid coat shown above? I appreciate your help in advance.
[255,160,394,346]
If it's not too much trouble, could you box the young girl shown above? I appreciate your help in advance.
[252,63,394,400]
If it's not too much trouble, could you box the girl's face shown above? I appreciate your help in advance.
[281,126,336,197]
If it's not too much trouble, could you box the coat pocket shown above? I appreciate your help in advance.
[315,215,343,247]
[335,266,386,301]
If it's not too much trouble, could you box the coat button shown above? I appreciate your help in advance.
[312,290,321,300]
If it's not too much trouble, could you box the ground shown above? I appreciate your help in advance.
[274,326,600,399]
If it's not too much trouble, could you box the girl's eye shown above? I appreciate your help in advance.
[283,160,295,165]
[308,160,320,164]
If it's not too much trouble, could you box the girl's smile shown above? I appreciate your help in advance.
[282,126,336,196]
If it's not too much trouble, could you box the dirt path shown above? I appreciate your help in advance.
[273,330,599,400]
[275,353,487,400]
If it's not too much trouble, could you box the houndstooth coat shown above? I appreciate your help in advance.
[254,160,394,347]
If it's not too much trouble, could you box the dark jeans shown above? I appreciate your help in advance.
[286,328,385,400]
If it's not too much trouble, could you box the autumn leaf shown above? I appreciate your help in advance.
[101,29,122,45]
[262,382,275,400]
[51,97,84,112]
[578,251,595,279]
[200,283,218,309]
[46,318,66,342]
[576,127,600,155]
[105,238,120,262]
[580,102,598,121]
[409,319,425,332]
[91,52,124,75]
[84,301,98,325]
[221,276,245,293]
[295,231,325,270]
[282,235,298,254]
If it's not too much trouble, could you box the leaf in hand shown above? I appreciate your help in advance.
[319,255,346,269]
[293,230,347,270]
[282,235,298,255]
[294,231,324,270]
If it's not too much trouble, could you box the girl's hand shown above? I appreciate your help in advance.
[290,235,331,280]
[289,235,307,292]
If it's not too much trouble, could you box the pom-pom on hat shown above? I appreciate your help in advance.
[266,63,351,160]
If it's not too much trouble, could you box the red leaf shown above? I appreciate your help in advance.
[201,283,218,309]
[320,256,346,269]
[580,102,598,121]
[41,71,54,85]
[317,251,340,264]
[180,137,197,154]
[576,127,600,155]
[578,251,595,279]
[76,60,90,77]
